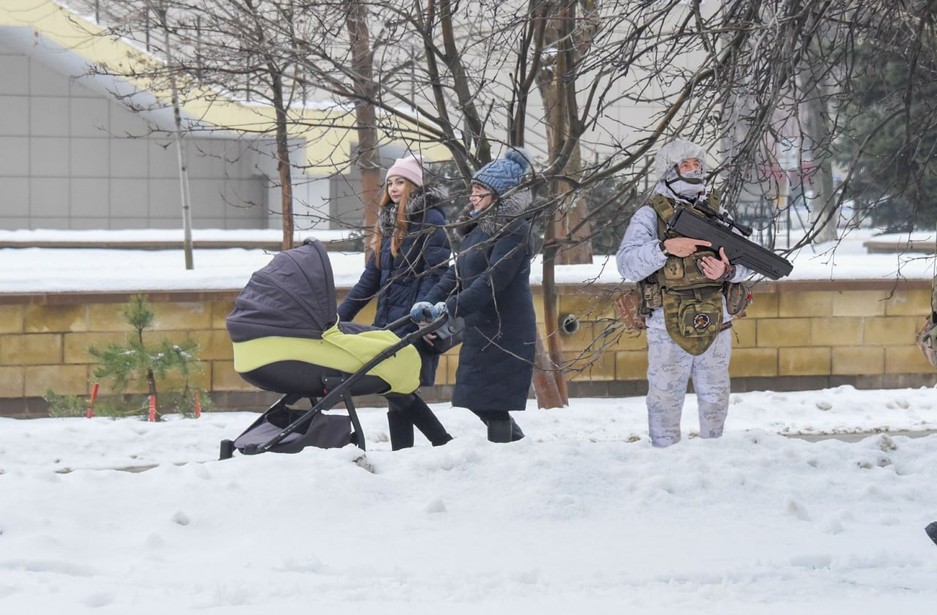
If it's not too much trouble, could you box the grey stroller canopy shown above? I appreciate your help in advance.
[227,238,336,343]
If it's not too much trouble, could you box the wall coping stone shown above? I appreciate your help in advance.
[0,278,930,306]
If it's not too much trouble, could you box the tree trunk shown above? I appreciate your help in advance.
[540,244,569,407]
[158,8,194,269]
[270,71,294,251]
[532,1,605,408]
[797,8,837,244]
[145,367,161,421]
[437,0,491,162]
[537,2,594,267]
[137,321,160,422]
[532,331,564,408]
[553,144,594,266]
[345,0,381,254]
[801,77,837,244]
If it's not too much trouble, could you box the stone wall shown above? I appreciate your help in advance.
[557,280,937,397]
[1,280,935,417]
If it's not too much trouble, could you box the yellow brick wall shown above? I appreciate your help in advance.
[1,279,935,409]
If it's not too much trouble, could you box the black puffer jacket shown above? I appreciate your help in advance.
[422,190,536,412]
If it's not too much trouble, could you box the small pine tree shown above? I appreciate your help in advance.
[87,294,204,420]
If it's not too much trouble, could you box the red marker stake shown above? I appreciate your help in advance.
[86,383,99,419]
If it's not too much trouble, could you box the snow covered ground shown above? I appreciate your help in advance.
[2,387,937,614]
[1,227,936,294]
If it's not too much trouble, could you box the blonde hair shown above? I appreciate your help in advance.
[369,179,415,264]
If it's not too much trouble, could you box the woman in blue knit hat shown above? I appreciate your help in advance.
[411,148,537,443]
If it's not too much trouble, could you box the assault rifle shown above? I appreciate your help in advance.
[667,200,794,280]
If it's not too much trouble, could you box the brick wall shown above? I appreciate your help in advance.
[1,280,935,416]
[553,280,937,396]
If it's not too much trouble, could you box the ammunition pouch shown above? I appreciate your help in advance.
[724,281,752,317]
[660,253,717,291]
[639,278,662,311]
[661,286,724,355]
[617,276,666,333]
[615,289,646,333]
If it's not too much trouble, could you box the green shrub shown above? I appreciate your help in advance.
[46,294,209,420]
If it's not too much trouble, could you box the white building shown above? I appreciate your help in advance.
[0,0,369,232]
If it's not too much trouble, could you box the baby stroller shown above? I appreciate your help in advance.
[219,238,448,459]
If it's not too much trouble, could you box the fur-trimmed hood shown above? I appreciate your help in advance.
[454,188,533,238]
[378,186,448,233]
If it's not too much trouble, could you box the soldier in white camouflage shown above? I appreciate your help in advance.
[616,139,751,447]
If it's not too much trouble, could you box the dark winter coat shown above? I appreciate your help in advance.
[337,187,451,385]
[422,190,536,412]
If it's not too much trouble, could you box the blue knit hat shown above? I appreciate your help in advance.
[471,148,531,196]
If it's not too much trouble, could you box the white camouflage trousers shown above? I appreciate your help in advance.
[645,327,733,447]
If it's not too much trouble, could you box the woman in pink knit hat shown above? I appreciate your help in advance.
[338,154,453,450]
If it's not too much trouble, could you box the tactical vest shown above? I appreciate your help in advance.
[640,193,726,355]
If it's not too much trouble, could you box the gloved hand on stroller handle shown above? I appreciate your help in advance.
[410,301,447,322]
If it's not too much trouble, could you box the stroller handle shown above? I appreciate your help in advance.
[386,313,449,335]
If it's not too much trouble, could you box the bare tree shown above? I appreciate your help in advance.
[64,0,937,395]
[81,0,322,250]
[344,0,383,250]
[155,3,195,268]
[70,0,937,240]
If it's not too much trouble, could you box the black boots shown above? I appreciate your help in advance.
[473,410,525,443]
[386,408,415,451]
[487,419,513,443]
[407,397,454,447]
[508,417,525,441]
[387,399,524,448]
[386,393,453,450]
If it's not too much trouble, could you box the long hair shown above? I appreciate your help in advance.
[369,179,415,264]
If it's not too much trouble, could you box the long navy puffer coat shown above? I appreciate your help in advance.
[421,190,536,412]
[338,187,451,386]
